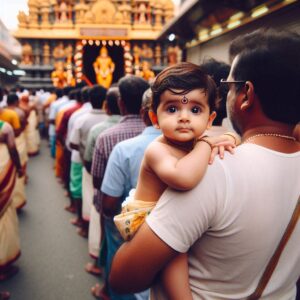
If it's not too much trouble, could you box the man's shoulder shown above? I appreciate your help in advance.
[4,108,18,117]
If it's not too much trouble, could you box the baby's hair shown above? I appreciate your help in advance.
[151,62,217,113]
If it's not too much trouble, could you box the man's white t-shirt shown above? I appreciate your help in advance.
[147,144,300,300]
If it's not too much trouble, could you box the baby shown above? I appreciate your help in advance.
[114,62,239,299]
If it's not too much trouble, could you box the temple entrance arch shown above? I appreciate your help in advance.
[82,42,124,86]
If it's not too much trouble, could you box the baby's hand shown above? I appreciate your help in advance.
[199,133,239,164]
[209,141,236,164]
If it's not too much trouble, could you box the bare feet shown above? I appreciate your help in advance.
[65,205,76,214]
[85,262,102,276]
[70,218,83,227]
[76,227,88,238]
[91,283,110,300]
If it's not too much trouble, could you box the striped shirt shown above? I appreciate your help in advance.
[91,114,145,210]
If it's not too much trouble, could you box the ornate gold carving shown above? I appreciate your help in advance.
[154,44,161,65]
[17,11,28,29]
[119,0,131,25]
[79,28,128,37]
[91,0,116,24]
[40,0,51,28]
[28,0,39,28]
[21,42,33,65]
[74,0,89,24]
[43,42,51,65]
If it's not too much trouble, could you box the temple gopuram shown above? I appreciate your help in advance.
[13,0,182,89]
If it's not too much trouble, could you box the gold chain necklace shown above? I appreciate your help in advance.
[243,133,296,144]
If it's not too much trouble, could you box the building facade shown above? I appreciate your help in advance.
[13,0,182,89]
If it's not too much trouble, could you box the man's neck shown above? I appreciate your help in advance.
[242,124,299,153]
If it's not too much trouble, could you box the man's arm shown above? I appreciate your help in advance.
[102,194,121,217]
[83,160,92,173]
[70,142,79,151]
[110,222,178,293]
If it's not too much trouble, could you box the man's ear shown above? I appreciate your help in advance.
[206,111,217,129]
[148,110,160,129]
[240,81,254,111]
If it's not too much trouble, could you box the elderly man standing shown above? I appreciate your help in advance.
[110,29,300,299]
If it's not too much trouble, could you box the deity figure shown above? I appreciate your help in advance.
[167,46,180,65]
[51,61,67,88]
[133,44,141,66]
[21,43,33,65]
[141,43,153,60]
[65,44,73,63]
[139,61,155,82]
[93,47,115,88]
[53,42,66,61]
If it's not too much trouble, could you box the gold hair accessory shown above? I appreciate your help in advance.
[181,95,188,104]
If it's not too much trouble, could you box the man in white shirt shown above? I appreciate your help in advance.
[109,29,300,299]
[70,85,107,237]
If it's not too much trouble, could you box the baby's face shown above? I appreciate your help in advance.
[156,89,215,144]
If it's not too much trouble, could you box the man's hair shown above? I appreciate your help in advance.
[89,84,107,109]
[68,89,77,100]
[106,86,120,115]
[118,75,150,114]
[7,93,19,105]
[141,88,153,126]
[75,88,82,102]
[55,88,63,99]
[63,86,72,96]
[229,30,267,63]
[80,86,91,103]
[151,62,217,113]
[201,58,230,125]
[232,29,300,124]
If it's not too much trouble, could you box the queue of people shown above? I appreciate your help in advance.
[0,88,41,299]
[0,28,299,300]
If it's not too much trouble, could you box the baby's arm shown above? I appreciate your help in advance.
[146,133,236,190]
[145,140,213,190]
[161,253,193,300]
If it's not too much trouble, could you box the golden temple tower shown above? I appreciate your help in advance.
[13,0,181,89]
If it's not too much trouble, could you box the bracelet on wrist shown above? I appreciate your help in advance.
[196,136,213,151]
[223,132,237,146]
